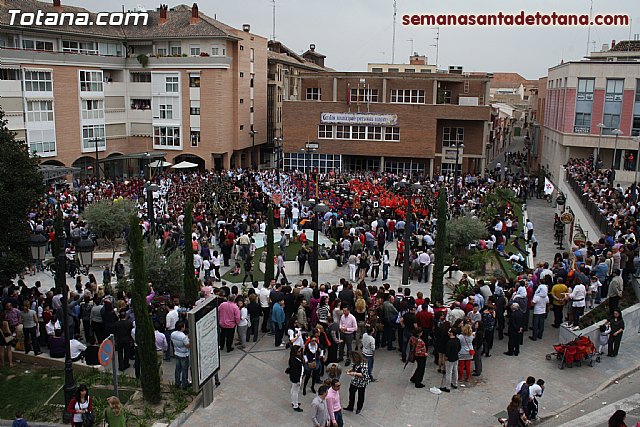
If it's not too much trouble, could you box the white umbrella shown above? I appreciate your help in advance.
[171,161,199,169]
[148,160,172,168]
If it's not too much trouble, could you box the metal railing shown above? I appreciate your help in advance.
[565,171,616,238]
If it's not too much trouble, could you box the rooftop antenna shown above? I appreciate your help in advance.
[592,40,596,54]
[431,26,440,69]
[585,0,593,56]
[628,18,633,53]
[271,0,276,41]
[391,0,397,63]
[407,38,414,59]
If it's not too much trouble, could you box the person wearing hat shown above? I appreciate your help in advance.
[505,303,524,356]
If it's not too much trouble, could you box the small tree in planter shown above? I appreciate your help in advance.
[447,216,488,256]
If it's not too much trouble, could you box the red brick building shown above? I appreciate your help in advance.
[282,71,492,177]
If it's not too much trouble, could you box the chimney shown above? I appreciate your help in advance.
[242,24,250,32]
[53,0,62,10]
[158,4,168,25]
[611,39,616,49]
[409,53,426,65]
[309,43,315,52]
[190,3,200,24]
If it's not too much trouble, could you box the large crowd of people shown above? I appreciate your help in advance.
[2,151,637,426]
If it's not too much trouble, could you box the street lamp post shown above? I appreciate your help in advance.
[453,143,464,199]
[312,203,329,284]
[396,181,423,286]
[273,137,283,177]
[92,137,105,185]
[249,130,258,170]
[302,200,329,283]
[29,233,47,272]
[611,128,623,170]
[596,123,605,170]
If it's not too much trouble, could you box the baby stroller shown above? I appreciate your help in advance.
[546,335,600,369]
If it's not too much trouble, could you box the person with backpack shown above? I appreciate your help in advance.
[80,296,94,343]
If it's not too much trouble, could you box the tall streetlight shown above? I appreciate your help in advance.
[396,181,423,286]
[453,143,464,198]
[91,136,105,185]
[303,200,329,283]
[51,214,92,423]
[29,233,47,272]
[249,130,258,170]
[273,137,283,177]
[611,128,623,170]
[595,123,605,170]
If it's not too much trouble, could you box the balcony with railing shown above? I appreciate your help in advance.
[565,170,615,237]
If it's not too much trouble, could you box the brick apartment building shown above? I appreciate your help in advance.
[540,40,640,183]
[267,42,329,169]
[0,0,267,175]
[281,65,492,176]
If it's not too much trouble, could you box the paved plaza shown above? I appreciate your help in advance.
[180,194,640,427]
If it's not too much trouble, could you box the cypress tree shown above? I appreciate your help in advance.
[183,202,198,304]
[264,205,275,285]
[128,215,161,403]
[431,187,448,302]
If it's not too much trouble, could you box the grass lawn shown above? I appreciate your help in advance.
[493,203,525,280]
[0,366,62,419]
[0,364,193,425]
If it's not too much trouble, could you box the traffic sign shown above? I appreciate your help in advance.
[560,212,574,224]
[305,142,319,150]
[98,338,114,367]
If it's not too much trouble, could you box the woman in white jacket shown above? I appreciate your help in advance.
[529,284,549,341]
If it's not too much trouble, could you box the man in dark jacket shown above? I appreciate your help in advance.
[114,311,133,371]
[505,303,524,356]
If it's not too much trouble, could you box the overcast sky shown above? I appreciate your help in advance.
[79,0,639,80]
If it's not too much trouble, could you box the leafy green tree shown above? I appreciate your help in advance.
[431,188,448,302]
[480,188,521,222]
[447,216,488,255]
[82,199,137,268]
[264,205,275,285]
[143,242,184,297]
[128,215,161,403]
[0,110,43,284]
[183,202,198,304]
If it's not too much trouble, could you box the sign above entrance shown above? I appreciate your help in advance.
[320,112,398,126]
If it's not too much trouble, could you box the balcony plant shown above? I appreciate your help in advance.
[136,54,149,67]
